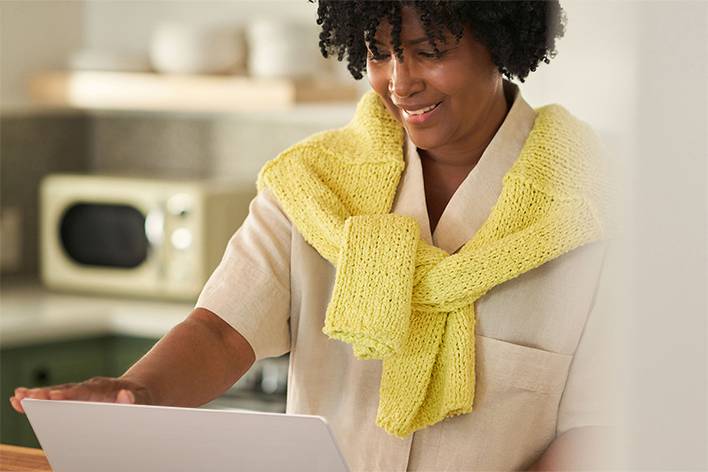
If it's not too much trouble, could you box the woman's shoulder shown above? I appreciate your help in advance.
[515,103,618,238]
[520,103,608,188]
[256,92,405,193]
[278,90,403,162]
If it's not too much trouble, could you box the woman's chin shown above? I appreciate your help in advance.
[405,131,445,153]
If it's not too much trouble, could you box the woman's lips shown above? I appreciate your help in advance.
[400,101,443,125]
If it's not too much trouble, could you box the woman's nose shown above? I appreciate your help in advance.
[388,55,422,98]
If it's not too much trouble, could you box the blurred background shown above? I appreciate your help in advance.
[0,1,706,469]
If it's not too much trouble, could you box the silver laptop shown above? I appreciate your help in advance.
[21,398,350,472]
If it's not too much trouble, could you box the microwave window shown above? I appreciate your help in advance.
[60,203,149,268]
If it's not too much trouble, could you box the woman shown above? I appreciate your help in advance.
[12,2,615,470]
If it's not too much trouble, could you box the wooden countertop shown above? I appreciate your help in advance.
[0,444,51,471]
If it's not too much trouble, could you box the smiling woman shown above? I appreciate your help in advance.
[366,10,507,159]
[315,1,567,233]
[11,2,617,471]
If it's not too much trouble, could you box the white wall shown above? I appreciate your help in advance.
[621,2,707,469]
[83,0,318,53]
[0,1,84,111]
[524,3,707,468]
[522,1,639,135]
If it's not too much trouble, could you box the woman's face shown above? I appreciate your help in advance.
[366,7,503,155]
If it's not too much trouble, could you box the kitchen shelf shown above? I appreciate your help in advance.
[28,70,360,113]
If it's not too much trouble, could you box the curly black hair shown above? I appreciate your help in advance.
[312,1,566,82]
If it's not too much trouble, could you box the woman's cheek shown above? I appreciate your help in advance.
[366,63,387,94]
[365,64,402,122]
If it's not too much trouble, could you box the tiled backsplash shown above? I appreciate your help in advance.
[86,111,340,180]
[88,113,212,179]
[0,107,353,276]
[1,112,90,276]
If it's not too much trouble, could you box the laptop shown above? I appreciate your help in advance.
[21,398,350,472]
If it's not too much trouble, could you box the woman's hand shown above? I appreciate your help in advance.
[9,376,153,414]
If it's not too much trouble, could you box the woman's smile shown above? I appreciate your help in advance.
[395,99,444,125]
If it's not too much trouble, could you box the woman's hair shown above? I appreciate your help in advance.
[313,0,566,82]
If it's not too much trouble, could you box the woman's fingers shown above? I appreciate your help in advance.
[15,387,49,400]
[10,388,52,413]
[54,384,93,401]
[116,389,135,404]
[9,377,146,415]
[48,390,65,400]
[14,383,75,399]
[10,377,120,413]
[10,384,77,413]
[10,387,29,413]
[9,395,25,414]
[29,388,51,400]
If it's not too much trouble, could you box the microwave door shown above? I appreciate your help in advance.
[59,202,160,270]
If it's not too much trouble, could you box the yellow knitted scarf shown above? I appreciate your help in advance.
[256,90,613,438]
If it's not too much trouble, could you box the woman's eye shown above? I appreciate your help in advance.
[368,51,390,62]
[418,50,446,59]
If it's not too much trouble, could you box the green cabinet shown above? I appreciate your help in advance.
[108,336,159,377]
[0,335,158,448]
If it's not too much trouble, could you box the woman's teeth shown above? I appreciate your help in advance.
[403,102,440,117]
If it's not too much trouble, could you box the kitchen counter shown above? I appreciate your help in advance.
[0,280,192,348]
[0,280,289,399]
[0,444,50,471]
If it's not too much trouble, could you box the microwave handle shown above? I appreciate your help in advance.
[145,207,167,278]
[145,207,165,247]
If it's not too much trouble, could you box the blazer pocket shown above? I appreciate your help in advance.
[475,334,573,395]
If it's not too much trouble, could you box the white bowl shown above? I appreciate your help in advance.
[150,22,245,75]
[245,19,323,79]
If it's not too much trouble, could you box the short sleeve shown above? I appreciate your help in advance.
[556,240,620,436]
[195,186,292,361]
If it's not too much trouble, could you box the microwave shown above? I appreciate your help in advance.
[40,173,254,301]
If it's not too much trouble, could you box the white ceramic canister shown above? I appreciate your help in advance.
[150,22,246,75]
[245,19,323,79]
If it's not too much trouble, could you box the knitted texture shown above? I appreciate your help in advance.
[256,90,614,438]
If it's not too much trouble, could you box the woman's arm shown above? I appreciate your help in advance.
[10,308,255,412]
[121,307,256,407]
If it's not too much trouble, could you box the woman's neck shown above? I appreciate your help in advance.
[419,83,511,233]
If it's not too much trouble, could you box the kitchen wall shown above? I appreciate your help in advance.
[0,2,86,275]
[0,107,354,276]
[620,3,707,469]
[0,112,90,276]
[525,4,707,468]
[0,0,356,276]
[0,0,354,112]
[0,1,84,111]
[86,108,354,180]
[522,0,638,182]
[83,0,318,53]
